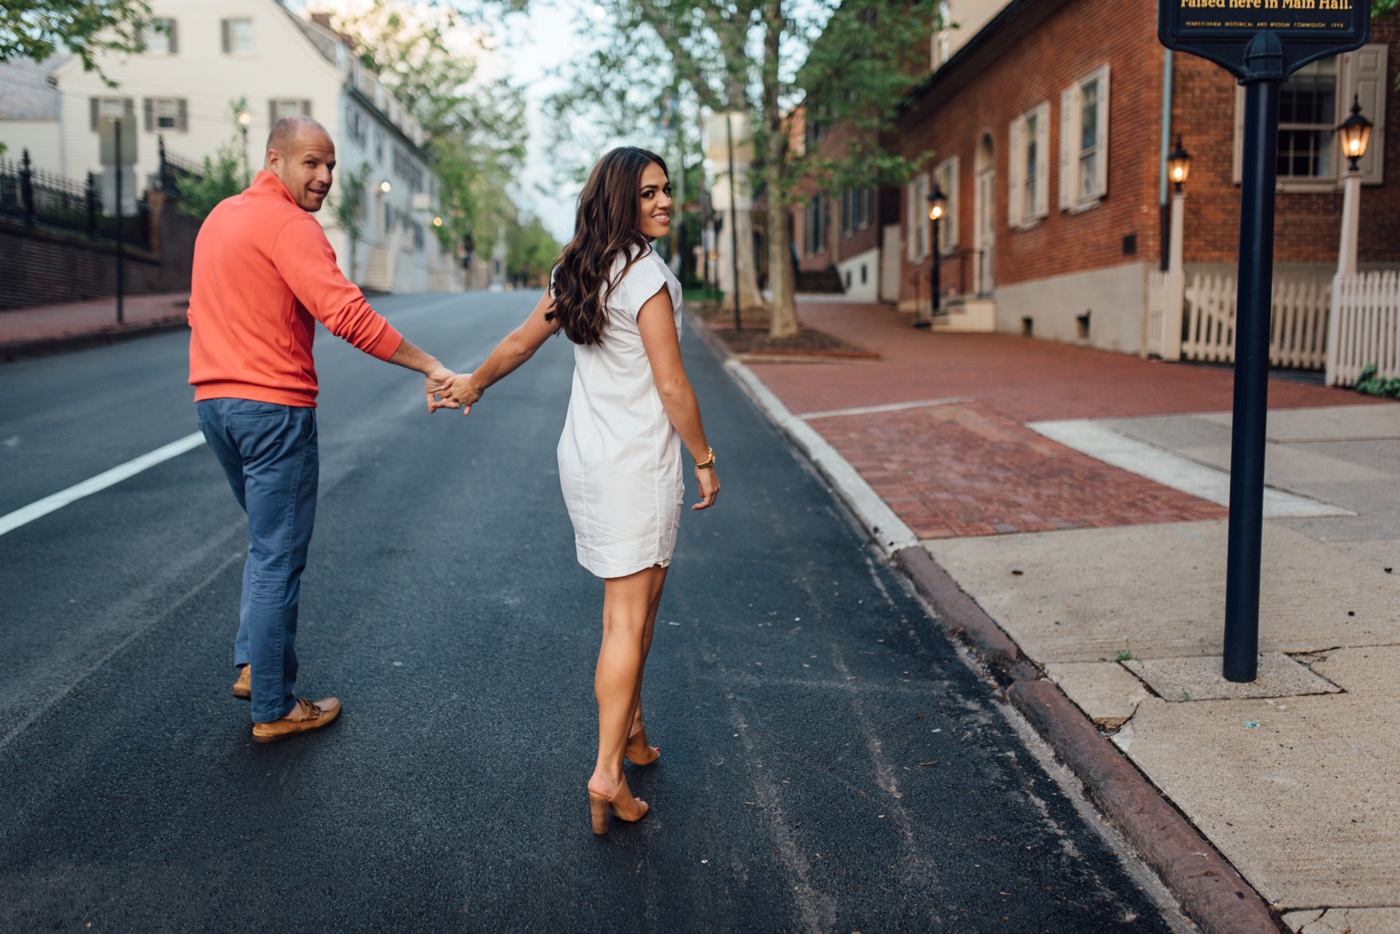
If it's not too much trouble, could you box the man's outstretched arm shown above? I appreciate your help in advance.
[388,337,457,412]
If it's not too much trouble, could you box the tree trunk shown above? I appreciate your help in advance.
[730,206,766,315]
[765,153,799,338]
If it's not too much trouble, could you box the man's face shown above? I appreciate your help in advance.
[267,128,336,212]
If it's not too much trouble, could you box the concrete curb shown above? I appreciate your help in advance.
[0,317,188,364]
[895,547,1281,934]
[688,309,1283,934]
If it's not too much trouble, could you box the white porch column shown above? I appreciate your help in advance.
[1162,190,1187,362]
[1337,169,1361,279]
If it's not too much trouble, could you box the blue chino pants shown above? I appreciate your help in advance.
[196,399,319,723]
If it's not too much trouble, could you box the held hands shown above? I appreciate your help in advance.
[425,366,459,413]
[437,372,484,415]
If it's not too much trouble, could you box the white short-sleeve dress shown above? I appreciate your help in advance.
[556,247,685,579]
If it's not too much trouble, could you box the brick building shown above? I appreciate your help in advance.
[891,0,1398,353]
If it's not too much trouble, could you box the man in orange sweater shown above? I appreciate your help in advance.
[189,115,455,743]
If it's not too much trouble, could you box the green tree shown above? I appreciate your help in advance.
[0,0,151,83]
[534,0,939,337]
[506,212,560,287]
[330,161,374,283]
[326,0,526,262]
[176,98,252,218]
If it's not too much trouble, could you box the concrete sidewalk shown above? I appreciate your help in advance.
[0,292,190,360]
[717,300,1400,934]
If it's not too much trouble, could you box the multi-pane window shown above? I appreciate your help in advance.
[270,99,312,123]
[1008,103,1049,227]
[141,18,178,55]
[89,96,133,131]
[222,18,254,54]
[1060,65,1110,208]
[144,97,187,132]
[1232,45,1388,188]
[806,194,829,256]
[932,157,959,253]
[1277,58,1337,180]
[841,187,873,236]
[346,105,367,145]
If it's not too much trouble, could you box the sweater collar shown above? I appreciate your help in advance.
[250,170,299,208]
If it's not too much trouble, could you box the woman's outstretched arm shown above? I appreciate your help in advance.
[439,291,558,413]
[636,287,719,510]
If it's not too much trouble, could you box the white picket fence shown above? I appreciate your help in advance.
[1327,271,1400,386]
[1175,274,1330,370]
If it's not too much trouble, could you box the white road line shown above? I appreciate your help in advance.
[724,359,919,554]
[0,431,207,537]
[800,397,972,421]
[1028,419,1354,519]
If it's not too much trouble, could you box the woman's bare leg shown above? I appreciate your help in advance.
[629,569,667,737]
[589,565,668,797]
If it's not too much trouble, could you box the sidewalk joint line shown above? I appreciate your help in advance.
[799,397,973,421]
[0,432,206,537]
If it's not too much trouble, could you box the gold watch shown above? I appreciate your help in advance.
[694,447,716,470]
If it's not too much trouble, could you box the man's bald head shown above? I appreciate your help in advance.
[264,115,336,213]
[266,115,330,161]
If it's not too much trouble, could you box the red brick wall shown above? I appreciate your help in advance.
[895,0,1165,307]
[0,191,198,310]
[1173,18,1400,266]
[895,1,1400,307]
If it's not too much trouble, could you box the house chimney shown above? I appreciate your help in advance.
[311,12,333,29]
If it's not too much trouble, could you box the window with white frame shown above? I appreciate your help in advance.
[1060,65,1110,209]
[841,186,873,236]
[144,97,187,132]
[1232,44,1388,188]
[932,157,959,254]
[89,96,133,131]
[140,18,178,55]
[222,18,254,54]
[269,99,312,124]
[346,105,367,145]
[932,0,953,69]
[1008,103,1049,228]
[906,174,929,260]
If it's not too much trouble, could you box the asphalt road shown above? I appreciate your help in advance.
[0,292,1183,932]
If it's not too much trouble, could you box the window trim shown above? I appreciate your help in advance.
[222,17,255,55]
[933,156,959,255]
[1059,64,1110,211]
[906,175,929,260]
[1008,102,1050,229]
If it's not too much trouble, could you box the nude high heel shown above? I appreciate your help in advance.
[589,780,649,835]
[625,725,660,766]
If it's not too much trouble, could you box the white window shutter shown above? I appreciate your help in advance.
[1035,103,1050,218]
[946,157,960,251]
[906,184,916,260]
[1232,85,1245,184]
[1008,118,1023,228]
[1059,86,1076,209]
[1343,43,1388,184]
[1094,65,1110,198]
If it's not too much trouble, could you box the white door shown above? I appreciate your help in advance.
[976,167,995,296]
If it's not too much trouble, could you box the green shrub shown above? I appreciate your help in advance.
[1354,363,1400,399]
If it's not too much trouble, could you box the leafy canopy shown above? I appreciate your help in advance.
[0,0,150,83]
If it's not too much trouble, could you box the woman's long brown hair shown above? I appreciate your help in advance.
[548,147,668,345]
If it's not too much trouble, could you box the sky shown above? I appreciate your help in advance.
[284,0,585,241]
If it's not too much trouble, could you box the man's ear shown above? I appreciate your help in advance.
[265,149,281,173]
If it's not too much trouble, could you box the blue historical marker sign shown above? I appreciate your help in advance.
[1159,0,1370,77]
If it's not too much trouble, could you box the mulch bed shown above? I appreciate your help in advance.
[710,326,878,359]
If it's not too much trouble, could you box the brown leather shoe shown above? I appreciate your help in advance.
[231,665,251,700]
[251,697,341,744]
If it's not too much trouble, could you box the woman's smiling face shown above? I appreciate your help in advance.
[637,162,672,240]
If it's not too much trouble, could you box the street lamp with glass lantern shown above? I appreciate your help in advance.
[1162,136,1192,361]
[917,180,947,327]
[235,106,252,180]
[1336,96,1372,278]
[1167,135,1192,192]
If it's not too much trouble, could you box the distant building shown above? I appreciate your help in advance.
[0,58,64,169]
[0,0,449,292]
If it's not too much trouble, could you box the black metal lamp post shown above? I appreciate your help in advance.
[1167,135,1193,193]
[919,181,947,327]
[1338,94,1373,172]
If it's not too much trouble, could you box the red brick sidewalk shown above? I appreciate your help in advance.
[746,301,1378,539]
[0,292,189,349]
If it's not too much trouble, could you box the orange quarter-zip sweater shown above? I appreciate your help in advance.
[188,171,403,407]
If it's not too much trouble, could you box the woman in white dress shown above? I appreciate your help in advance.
[438,147,720,834]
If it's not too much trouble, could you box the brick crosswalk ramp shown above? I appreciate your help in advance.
[744,301,1375,538]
